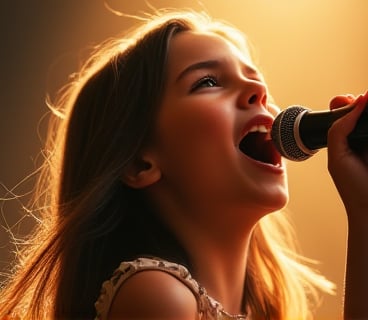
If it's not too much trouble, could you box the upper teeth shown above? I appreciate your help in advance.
[248,124,269,133]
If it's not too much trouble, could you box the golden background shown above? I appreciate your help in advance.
[1,1,367,318]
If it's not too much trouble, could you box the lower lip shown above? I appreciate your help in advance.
[242,153,285,174]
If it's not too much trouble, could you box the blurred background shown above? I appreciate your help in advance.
[0,0,367,318]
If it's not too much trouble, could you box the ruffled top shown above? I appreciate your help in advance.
[95,257,247,320]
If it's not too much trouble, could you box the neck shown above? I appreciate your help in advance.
[153,198,255,314]
[147,184,266,315]
[187,228,252,315]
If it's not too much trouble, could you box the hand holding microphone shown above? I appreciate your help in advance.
[271,93,368,161]
[323,92,368,320]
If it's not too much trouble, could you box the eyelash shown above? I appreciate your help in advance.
[190,74,219,92]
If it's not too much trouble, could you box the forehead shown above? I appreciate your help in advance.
[166,30,256,77]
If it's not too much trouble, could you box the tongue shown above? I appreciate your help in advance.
[239,133,275,164]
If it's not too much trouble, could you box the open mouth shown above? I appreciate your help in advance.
[239,125,281,166]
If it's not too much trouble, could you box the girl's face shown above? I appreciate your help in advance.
[150,30,288,218]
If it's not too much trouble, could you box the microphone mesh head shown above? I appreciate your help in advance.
[271,105,313,161]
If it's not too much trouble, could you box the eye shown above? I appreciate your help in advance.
[190,75,219,92]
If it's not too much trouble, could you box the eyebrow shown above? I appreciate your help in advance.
[175,59,260,83]
[175,60,220,83]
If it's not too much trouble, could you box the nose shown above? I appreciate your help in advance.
[237,79,267,109]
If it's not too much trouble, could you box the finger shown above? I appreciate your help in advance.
[329,94,356,110]
[328,94,366,155]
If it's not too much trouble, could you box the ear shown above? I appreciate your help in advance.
[121,152,162,189]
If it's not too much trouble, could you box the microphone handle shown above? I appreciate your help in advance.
[299,103,368,151]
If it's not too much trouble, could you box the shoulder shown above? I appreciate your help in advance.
[107,269,198,320]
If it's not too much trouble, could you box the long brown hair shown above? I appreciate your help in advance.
[0,9,334,320]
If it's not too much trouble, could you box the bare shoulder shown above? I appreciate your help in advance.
[107,269,199,320]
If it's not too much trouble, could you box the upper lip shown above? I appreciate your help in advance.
[238,114,274,144]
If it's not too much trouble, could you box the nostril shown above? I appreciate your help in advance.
[248,94,257,104]
[248,93,267,106]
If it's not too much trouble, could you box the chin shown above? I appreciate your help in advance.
[254,188,289,216]
[272,190,289,211]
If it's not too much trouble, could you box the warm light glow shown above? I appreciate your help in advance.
[1,1,366,319]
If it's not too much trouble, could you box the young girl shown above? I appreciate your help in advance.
[1,9,367,320]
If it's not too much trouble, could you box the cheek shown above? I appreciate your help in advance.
[155,103,234,178]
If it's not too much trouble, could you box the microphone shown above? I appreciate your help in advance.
[271,103,368,161]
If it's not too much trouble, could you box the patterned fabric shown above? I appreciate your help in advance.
[94,257,247,320]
